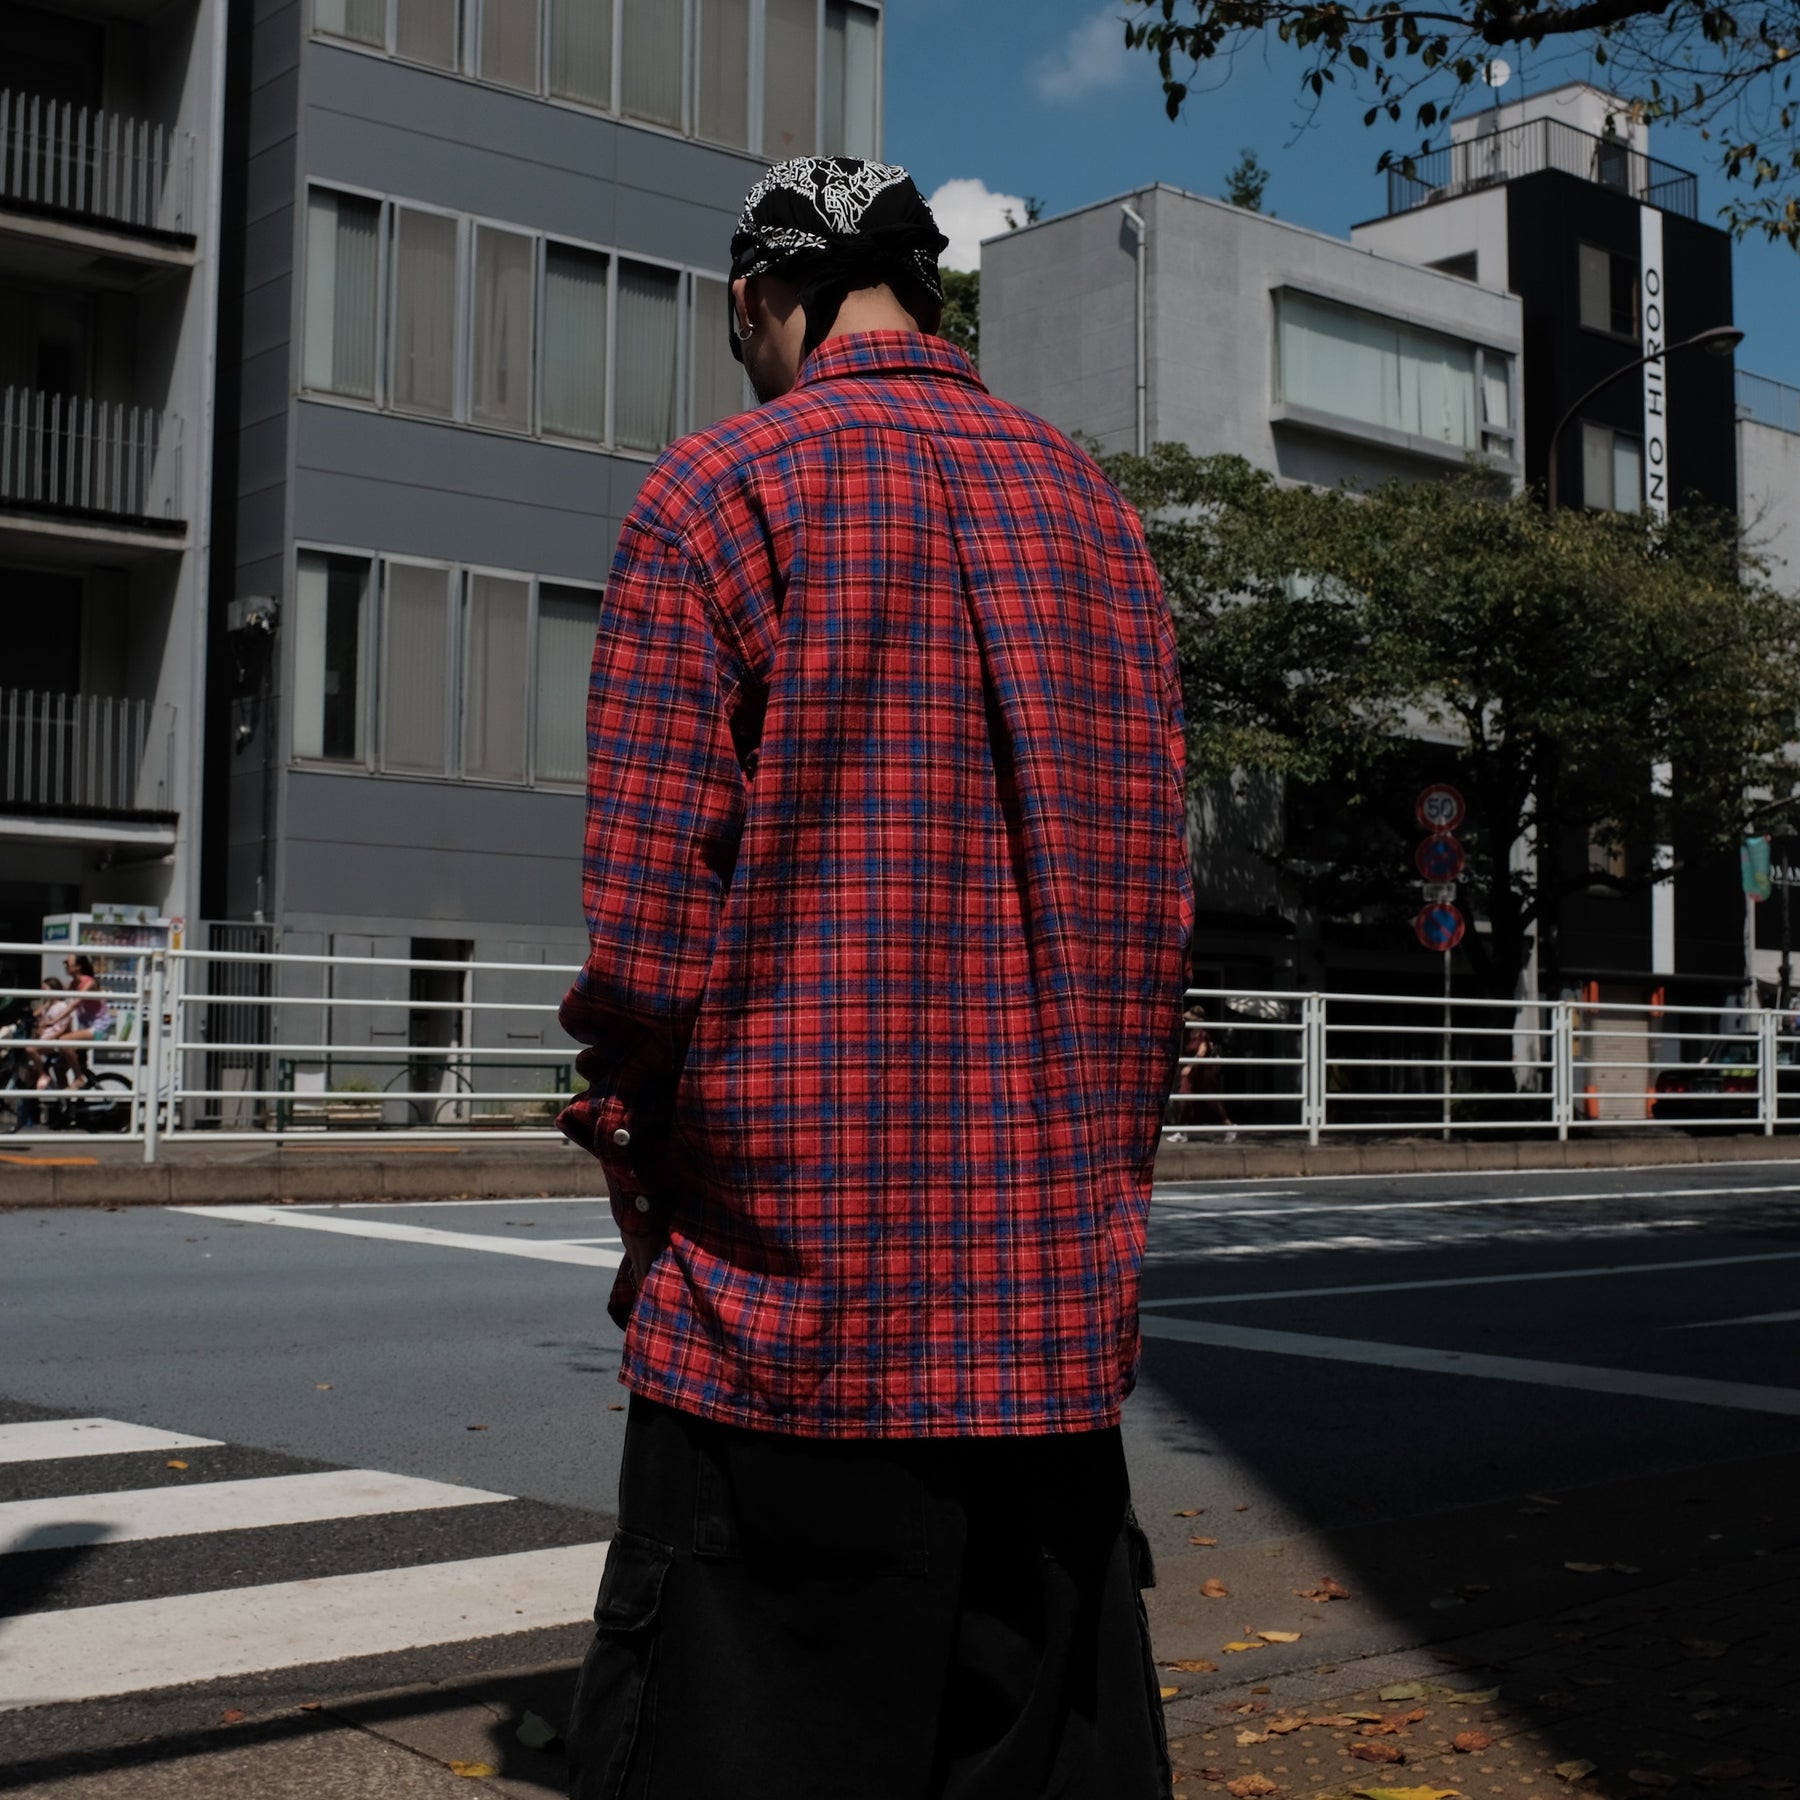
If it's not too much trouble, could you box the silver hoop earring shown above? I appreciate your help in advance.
[733,318,755,342]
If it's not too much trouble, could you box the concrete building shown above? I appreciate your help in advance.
[1,0,229,973]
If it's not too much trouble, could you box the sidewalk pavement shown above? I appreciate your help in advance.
[8,1452,1794,1798]
[5,1126,1800,1207]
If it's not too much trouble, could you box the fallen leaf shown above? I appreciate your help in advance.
[1295,1576,1353,1603]
[1160,1685,1183,1701]
[1351,1789,1464,1800]
[1221,1641,1262,1653]
[220,1709,245,1724]
[1234,1503,1251,1512]
[1564,1561,1609,1573]
[1445,1688,1500,1705]
[1264,1717,1308,1735]
[1362,1708,1427,1736]
[298,1702,322,1713]
[466,1424,488,1432]
[1309,1715,1362,1729]
[1452,1731,1492,1753]
[1200,1577,1231,1599]
[1249,1686,1271,1695]
[1224,1777,1277,1799]
[1696,1760,1755,1781]
[1257,1629,1301,1643]
[1553,1760,1598,1782]
[448,1763,497,1779]
[1220,1700,1268,1715]
[1190,1535,1219,1546]
[607,1403,625,1411]
[515,1711,558,1750]
[166,1459,188,1470]
[1236,1729,1269,1746]
[1175,1508,1203,1517]
[1378,1684,1425,1702]
[315,1383,333,1391]
[1350,1741,1406,1764]
[1626,1773,1678,1790]
[1162,1659,1219,1673]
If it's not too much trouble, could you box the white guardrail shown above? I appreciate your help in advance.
[0,943,1792,1159]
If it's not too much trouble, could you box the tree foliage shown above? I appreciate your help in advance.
[1103,446,1800,994]
[1123,0,1800,245]
[1222,147,1273,210]
[939,267,981,363]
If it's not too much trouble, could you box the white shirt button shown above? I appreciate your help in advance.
[633,1195,651,1213]
[612,1127,631,1147]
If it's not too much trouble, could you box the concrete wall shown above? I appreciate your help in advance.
[1741,417,1800,592]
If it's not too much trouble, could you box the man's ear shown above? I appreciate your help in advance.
[730,275,752,334]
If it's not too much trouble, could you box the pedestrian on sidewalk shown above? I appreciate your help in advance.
[559,155,1192,1800]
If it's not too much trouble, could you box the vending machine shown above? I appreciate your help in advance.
[39,905,183,1057]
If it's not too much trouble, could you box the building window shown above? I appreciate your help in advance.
[1581,421,1643,513]
[303,190,380,400]
[621,0,684,127]
[697,0,751,148]
[690,275,747,427]
[614,261,681,452]
[382,562,454,774]
[1578,243,1638,338]
[294,553,370,762]
[478,0,540,90]
[395,0,461,69]
[543,243,610,441]
[823,0,878,159]
[315,0,385,48]
[549,0,611,106]
[463,573,531,781]
[1274,290,1512,457]
[390,206,459,417]
[472,226,537,431]
[764,0,817,158]
[535,584,599,784]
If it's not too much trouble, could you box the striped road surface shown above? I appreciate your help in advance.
[0,1414,610,1713]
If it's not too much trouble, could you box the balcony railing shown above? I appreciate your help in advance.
[1738,369,1800,437]
[1385,116,1698,221]
[0,690,175,818]
[0,388,183,525]
[0,89,193,237]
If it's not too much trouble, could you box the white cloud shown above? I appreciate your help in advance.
[927,177,1032,272]
[1027,7,1133,104]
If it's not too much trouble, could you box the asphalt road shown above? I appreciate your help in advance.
[3,1161,1798,1778]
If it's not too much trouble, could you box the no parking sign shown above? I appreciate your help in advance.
[1414,903,1466,952]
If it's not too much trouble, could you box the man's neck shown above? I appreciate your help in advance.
[823,285,921,342]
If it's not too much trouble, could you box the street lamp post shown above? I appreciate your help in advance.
[1544,324,1743,515]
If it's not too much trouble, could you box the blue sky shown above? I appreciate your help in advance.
[883,0,1800,391]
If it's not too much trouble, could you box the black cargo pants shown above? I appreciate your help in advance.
[566,1395,1173,1800]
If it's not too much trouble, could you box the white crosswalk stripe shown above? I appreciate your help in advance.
[0,1416,608,1713]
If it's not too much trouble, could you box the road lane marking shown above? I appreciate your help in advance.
[1139,1317,1800,1414]
[1149,1182,1800,1220]
[1681,1307,1800,1329]
[167,1204,623,1268]
[0,1541,608,1711]
[0,1420,222,1465]
[1158,1158,1800,1188]
[1141,1246,1800,1308]
[288,1196,607,1209]
[0,1470,512,1551]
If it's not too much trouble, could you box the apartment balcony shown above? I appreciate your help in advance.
[0,387,184,556]
[0,88,196,284]
[1384,116,1698,221]
[0,689,178,849]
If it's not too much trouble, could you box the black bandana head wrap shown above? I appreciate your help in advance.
[727,157,950,361]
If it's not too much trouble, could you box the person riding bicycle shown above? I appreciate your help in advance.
[55,955,115,1089]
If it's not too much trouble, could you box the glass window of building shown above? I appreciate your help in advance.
[621,0,684,127]
[395,0,462,68]
[314,0,385,48]
[472,226,537,432]
[390,207,459,417]
[382,563,454,773]
[823,0,878,158]
[479,0,540,89]
[1581,421,1643,513]
[293,553,371,762]
[543,243,610,441]
[303,189,381,400]
[1275,291,1497,451]
[463,573,531,781]
[696,0,751,148]
[690,275,746,428]
[614,261,681,451]
[535,585,600,784]
[763,0,817,158]
[1577,243,1638,338]
[549,0,612,106]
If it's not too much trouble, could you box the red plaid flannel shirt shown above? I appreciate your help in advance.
[560,331,1191,1437]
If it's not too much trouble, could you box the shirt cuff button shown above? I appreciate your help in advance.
[633,1195,651,1213]
[612,1127,631,1147]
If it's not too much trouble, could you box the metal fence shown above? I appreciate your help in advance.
[0,89,192,235]
[1385,116,1698,220]
[1738,369,1800,437]
[0,691,175,816]
[0,388,183,524]
[0,944,1789,1156]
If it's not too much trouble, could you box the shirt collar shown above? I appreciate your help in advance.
[795,330,987,393]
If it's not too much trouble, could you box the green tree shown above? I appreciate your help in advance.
[1221,148,1271,212]
[1102,446,1800,997]
[939,267,981,363]
[1123,0,1800,246]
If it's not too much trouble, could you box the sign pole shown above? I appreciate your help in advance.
[1442,944,1453,1140]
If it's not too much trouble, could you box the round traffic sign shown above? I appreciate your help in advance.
[1414,903,1466,952]
[1416,783,1466,832]
[1415,832,1466,882]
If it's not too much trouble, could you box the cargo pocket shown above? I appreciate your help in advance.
[566,1530,672,1800]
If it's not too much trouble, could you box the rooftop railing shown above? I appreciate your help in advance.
[1385,116,1698,221]
[0,89,193,237]
[0,388,183,526]
[0,690,175,818]
[1738,370,1800,437]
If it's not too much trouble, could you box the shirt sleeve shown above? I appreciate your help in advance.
[557,517,749,1241]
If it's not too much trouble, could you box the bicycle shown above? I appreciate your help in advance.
[0,1016,131,1134]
